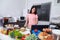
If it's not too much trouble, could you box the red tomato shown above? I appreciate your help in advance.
[21,36,25,40]
[21,38,25,40]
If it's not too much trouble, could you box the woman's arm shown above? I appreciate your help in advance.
[24,15,29,27]
[35,15,38,24]
[36,18,38,24]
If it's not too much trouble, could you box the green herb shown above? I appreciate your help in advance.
[25,34,37,40]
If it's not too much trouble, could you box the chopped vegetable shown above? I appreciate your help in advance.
[9,29,24,39]
[25,34,37,40]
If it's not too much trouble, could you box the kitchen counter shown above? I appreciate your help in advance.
[0,27,31,40]
[52,29,60,40]
[0,33,15,40]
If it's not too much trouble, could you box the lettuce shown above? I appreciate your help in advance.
[9,29,24,39]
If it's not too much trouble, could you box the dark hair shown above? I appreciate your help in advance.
[30,6,37,14]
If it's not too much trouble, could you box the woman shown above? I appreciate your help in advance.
[24,6,38,29]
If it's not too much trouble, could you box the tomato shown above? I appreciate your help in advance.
[21,36,25,40]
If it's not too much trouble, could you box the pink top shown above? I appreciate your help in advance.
[26,14,38,28]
